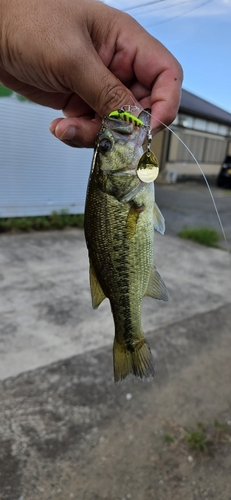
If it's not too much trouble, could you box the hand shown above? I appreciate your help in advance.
[0,0,183,147]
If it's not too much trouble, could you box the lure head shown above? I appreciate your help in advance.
[108,109,146,128]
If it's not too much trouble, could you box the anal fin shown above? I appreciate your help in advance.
[153,203,165,235]
[89,260,106,309]
[145,266,169,301]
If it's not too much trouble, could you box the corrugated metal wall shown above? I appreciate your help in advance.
[0,93,93,217]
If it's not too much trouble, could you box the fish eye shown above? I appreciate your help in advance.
[98,138,112,153]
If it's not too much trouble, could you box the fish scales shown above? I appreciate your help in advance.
[84,110,168,382]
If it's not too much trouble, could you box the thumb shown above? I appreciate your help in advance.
[63,40,137,117]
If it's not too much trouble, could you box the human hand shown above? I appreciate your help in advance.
[0,0,183,147]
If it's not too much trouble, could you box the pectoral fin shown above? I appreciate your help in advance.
[153,203,165,235]
[126,202,145,239]
[89,261,106,309]
[145,266,169,301]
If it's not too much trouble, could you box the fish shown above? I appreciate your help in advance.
[84,109,169,382]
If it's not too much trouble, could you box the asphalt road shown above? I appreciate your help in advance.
[155,180,231,249]
[0,181,231,500]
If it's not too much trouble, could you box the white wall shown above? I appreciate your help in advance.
[0,95,93,217]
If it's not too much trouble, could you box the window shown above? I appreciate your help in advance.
[178,113,229,137]
[207,121,219,134]
[193,118,207,132]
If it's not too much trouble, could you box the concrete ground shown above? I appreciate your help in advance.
[0,182,231,500]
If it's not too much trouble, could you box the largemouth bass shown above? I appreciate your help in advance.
[84,109,168,382]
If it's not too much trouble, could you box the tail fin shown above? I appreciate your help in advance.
[113,338,155,383]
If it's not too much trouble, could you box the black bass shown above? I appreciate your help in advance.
[84,110,168,382]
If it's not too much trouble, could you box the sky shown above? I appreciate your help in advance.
[104,0,231,114]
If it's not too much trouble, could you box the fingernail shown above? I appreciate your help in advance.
[60,126,76,141]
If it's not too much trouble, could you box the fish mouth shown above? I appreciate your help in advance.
[104,116,134,135]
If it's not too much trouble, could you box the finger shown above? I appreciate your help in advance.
[130,33,183,129]
[127,78,181,132]
[129,81,150,102]
[149,67,182,131]
[49,115,102,148]
[66,59,138,118]
[59,17,139,117]
[0,68,72,108]
[62,94,94,118]
[132,71,182,131]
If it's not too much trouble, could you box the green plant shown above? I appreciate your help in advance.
[0,84,13,97]
[214,419,229,434]
[178,227,220,248]
[0,211,84,233]
[162,419,231,457]
[185,430,209,452]
[197,421,206,430]
[163,434,174,443]
[0,83,29,101]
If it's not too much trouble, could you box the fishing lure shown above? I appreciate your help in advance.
[109,107,160,184]
[109,109,145,128]
[137,126,160,183]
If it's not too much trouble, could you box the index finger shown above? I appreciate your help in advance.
[149,67,183,131]
[132,35,183,130]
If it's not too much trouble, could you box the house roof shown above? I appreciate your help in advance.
[180,89,231,126]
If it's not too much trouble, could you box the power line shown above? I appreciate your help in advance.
[124,0,169,12]
[143,0,213,26]
[126,0,199,15]
[122,0,214,24]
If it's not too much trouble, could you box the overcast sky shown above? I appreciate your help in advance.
[104,0,231,113]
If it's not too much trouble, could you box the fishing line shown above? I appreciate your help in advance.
[112,102,230,260]
[143,108,231,261]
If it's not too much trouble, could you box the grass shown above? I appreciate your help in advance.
[185,420,231,453]
[214,419,230,434]
[186,429,209,452]
[163,419,231,455]
[163,434,175,443]
[0,211,84,233]
[178,227,220,248]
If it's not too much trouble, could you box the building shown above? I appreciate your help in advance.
[152,89,231,181]
[0,86,93,217]
[1,85,231,218]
